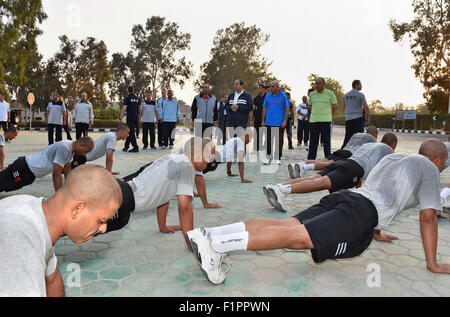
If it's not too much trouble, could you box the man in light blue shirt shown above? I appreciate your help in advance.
[262,81,290,165]
[160,89,181,149]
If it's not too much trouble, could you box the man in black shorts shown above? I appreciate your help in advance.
[264,133,397,212]
[288,126,378,179]
[186,138,450,285]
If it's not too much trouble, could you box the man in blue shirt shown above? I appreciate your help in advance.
[119,86,141,153]
[160,89,181,149]
[262,81,289,165]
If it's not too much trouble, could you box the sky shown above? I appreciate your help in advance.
[36,0,425,108]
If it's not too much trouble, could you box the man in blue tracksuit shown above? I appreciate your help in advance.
[226,79,253,140]
[160,89,181,149]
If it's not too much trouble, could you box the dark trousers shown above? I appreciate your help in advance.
[162,122,176,147]
[254,119,262,151]
[75,123,89,140]
[342,117,364,149]
[0,121,7,132]
[297,119,310,145]
[218,118,227,146]
[0,157,36,193]
[157,122,164,147]
[286,119,293,148]
[125,120,139,150]
[266,126,285,160]
[48,124,62,145]
[142,122,156,148]
[308,122,331,160]
[63,124,72,140]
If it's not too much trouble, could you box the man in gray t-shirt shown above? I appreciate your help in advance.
[0,137,94,193]
[342,80,370,149]
[0,165,122,296]
[264,133,397,212]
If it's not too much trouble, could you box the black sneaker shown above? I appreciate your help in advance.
[122,148,129,152]
[143,146,148,150]
[151,146,156,150]
[129,147,139,153]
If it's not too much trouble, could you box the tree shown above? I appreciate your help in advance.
[369,100,388,114]
[198,22,275,98]
[110,16,193,101]
[52,35,111,109]
[0,0,47,100]
[389,0,450,113]
[307,74,345,116]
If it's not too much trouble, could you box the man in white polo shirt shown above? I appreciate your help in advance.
[0,93,11,132]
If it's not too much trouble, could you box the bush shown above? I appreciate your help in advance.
[93,109,121,120]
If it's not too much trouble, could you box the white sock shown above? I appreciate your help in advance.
[204,222,246,237]
[304,164,315,171]
[277,184,292,194]
[211,231,249,254]
[441,187,450,202]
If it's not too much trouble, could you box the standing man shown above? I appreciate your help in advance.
[342,80,370,149]
[262,81,290,166]
[160,89,181,149]
[285,92,295,150]
[156,89,168,148]
[307,77,338,160]
[0,126,19,170]
[46,92,66,145]
[120,86,141,153]
[226,79,253,138]
[0,93,10,132]
[216,94,228,145]
[297,96,310,147]
[59,96,72,141]
[140,91,158,150]
[72,92,94,140]
[252,84,267,152]
[191,84,218,139]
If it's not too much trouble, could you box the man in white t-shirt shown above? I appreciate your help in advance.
[0,126,19,170]
[186,138,450,285]
[0,93,10,132]
[296,96,310,147]
[0,165,122,296]
[0,137,94,193]
[95,137,215,251]
[70,124,130,175]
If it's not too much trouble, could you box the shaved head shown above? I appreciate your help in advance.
[366,126,379,139]
[62,164,122,210]
[419,139,448,160]
[381,133,397,149]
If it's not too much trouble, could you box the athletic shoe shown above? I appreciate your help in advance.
[288,164,298,179]
[263,184,277,208]
[187,228,226,285]
[151,146,156,150]
[267,185,287,212]
[275,160,282,165]
[297,142,301,146]
[439,200,450,219]
[143,146,148,150]
[122,147,129,152]
[295,162,307,178]
[263,159,272,165]
[129,147,139,153]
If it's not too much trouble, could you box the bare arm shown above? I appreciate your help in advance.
[156,202,180,234]
[0,146,5,170]
[363,104,370,122]
[331,103,338,115]
[195,175,221,209]
[262,108,267,127]
[52,163,64,192]
[237,150,252,183]
[45,268,64,297]
[178,195,195,251]
[420,209,450,273]
[105,149,114,173]
[119,106,127,121]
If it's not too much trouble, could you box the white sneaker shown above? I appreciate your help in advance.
[275,160,282,165]
[263,159,272,165]
[295,162,307,178]
[187,228,226,285]
[439,199,450,219]
[263,184,278,208]
[267,185,288,212]
[287,164,297,179]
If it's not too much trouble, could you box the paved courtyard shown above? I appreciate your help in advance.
[2,126,450,297]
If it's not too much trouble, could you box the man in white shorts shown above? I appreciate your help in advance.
[0,126,19,170]
[288,126,379,179]
[0,165,122,296]
[0,137,93,193]
[265,133,397,212]
[187,138,449,285]
[94,137,215,250]
[70,124,130,175]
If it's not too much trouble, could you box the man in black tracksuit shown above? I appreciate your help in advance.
[226,79,253,139]
[120,86,140,153]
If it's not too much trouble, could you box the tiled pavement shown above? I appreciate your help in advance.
[2,127,449,297]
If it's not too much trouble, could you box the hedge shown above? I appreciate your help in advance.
[333,113,450,131]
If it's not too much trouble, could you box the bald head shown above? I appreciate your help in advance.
[73,137,94,156]
[381,133,398,150]
[62,164,122,210]
[366,126,379,139]
[419,139,448,160]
